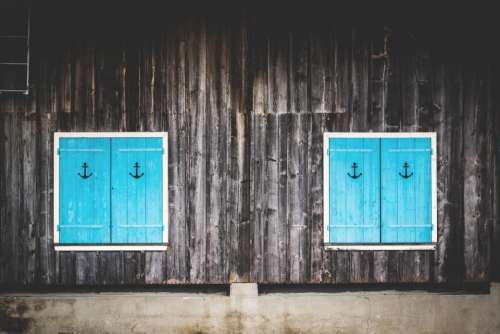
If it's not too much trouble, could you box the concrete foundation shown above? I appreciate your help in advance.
[1,283,499,334]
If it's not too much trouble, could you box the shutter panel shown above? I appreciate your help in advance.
[381,138,432,243]
[111,137,164,243]
[58,138,111,243]
[328,138,381,243]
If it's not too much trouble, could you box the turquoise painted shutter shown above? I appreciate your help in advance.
[59,138,111,243]
[328,138,381,243]
[381,138,432,243]
[111,137,164,243]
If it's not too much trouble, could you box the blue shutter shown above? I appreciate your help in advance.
[111,137,164,243]
[381,138,432,243]
[328,138,381,243]
[58,138,111,243]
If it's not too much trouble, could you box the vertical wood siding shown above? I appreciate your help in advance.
[0,8,499,286]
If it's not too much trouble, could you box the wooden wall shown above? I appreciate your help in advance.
[0,5,499,286]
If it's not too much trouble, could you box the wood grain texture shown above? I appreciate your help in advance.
[493,64,500,283]
[0,7,498,286]
[434,63,465,283]
[165,22,189,283]
[462,66,493,282]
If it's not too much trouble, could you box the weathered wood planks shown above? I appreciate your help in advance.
[0,7,498,287]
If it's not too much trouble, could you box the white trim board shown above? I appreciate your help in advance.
[53,132,169,249]
[323,132,438,247]
[54,245,168,252]
[324,244,437,251]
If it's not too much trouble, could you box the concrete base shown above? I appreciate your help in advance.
[1,283,499,334]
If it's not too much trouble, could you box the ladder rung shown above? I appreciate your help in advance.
[0,62,28,66]
[0,35,27,39]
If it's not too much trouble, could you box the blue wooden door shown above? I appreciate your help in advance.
[111,137,164,243]
[58,138,111,243]
[328,138,381,243]
[381,138,432,243]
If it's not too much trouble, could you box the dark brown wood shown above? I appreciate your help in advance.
[434,63,465,283]
[0,8,499,286]
[493,64,500,283]
[165,22,189,284]
[205,20,228,283]
[286,114,309,282]
[308,114,328,282]
[333,27,352,116]
[463,67,491,282]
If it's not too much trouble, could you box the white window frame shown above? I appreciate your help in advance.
[323,132,437,251]
[53,132,169,251]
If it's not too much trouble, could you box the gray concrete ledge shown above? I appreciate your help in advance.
[1,283,499,334]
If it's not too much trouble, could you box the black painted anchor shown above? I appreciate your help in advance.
[78,162,93,179]
[399,161,413,179]
[347,162,362,179]
[129,162,145,179]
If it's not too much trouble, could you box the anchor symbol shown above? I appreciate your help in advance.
[77,162,93,179]
[347,162,362,179]
[129,162,144,179]
[399,161,413,179]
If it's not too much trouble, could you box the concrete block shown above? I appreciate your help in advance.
[1,283,499,333]
[230,283,258,298]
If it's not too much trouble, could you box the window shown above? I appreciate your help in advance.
[323,133,437,250]
[54,133,168,251]
[0,0,30,94]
